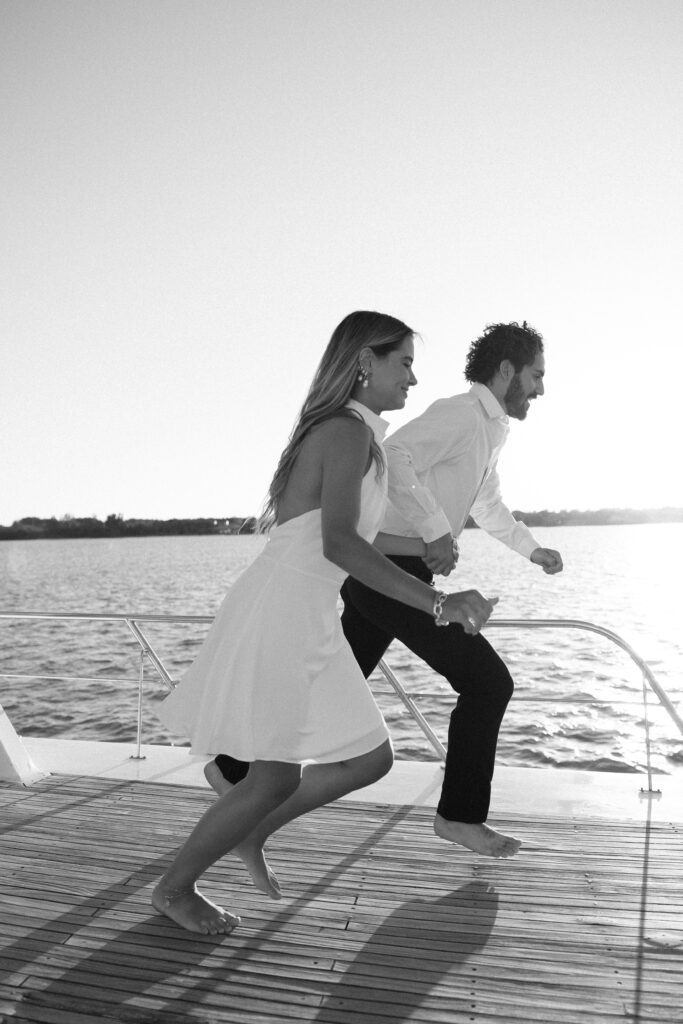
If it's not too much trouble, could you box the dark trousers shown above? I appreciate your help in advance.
[215,556,514,823]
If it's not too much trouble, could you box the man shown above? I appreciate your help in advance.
[341,320,562,858]
[209,322,562,865]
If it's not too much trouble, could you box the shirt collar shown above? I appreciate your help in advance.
[345,398,390,442]
[470,382,508,420]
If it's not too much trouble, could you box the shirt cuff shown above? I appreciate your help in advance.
[421,512,452,544]
[516,533,541,559]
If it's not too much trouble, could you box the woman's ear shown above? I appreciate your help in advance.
[358,346,374,372]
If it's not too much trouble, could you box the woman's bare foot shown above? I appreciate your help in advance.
[233,838,282,899]
[434,814,522,858]
[204,760,234,797]
[203,761,282,898]
[152,881,240,935]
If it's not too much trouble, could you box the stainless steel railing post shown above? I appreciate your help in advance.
[125,619,176,691]
[132,645,146,761]
[378,658,447,763]
[1,610,680,780]
[639,669,661,797]
[488,618,683,738]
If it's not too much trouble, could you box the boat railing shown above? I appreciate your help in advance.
[1,609,681,794]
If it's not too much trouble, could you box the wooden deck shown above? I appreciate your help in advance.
[0,775,681,1024]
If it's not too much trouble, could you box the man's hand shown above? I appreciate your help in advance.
[423,533,459,576]
[530,547,563,575]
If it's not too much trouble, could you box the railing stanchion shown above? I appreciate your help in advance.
[132,640,146,761]
[378,658,447,763]
[640,669,661,797]
[125,619,176,691]
[1,611,680,783]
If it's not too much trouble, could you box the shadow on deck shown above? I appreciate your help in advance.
[0,774,681,1023]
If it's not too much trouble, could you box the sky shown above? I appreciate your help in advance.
[2,0,682,525]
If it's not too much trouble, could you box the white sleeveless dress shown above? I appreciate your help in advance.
[156,400,391,764]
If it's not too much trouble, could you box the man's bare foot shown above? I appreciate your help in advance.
[434,814,522,858]
[152,881,240,935]
[204,760,234,797]
[233,837,282,899]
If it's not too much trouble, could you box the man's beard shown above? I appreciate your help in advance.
[505,374,528,420]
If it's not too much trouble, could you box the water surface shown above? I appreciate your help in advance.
[1,524,681,775]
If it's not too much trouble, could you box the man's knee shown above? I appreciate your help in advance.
[497,665,514,706]
[478,656,514,706]
[468,639,515,706]
[447,658,514,709]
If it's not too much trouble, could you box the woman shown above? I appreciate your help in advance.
[153,311,496,934]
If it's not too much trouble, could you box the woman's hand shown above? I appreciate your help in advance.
[423,532,458,575]
[442,591,498,634]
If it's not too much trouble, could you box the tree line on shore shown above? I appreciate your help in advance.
[0,514,258,540]
[1,507,682,541]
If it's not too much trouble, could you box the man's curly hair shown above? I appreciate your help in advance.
[464,322,544,384]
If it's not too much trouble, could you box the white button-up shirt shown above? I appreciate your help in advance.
[381,383,540,558]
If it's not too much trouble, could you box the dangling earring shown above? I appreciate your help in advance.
[357,364,370,388]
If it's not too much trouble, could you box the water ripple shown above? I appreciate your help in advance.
[1,527,682,777]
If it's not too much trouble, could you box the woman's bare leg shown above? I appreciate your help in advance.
[204,758,238,796]
[152,760,301,933]
[206,742,393,897]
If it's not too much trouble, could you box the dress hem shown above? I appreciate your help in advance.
[186,722,391,766]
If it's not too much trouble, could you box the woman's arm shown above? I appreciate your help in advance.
[373,532,426,557]
[318,418,495,632]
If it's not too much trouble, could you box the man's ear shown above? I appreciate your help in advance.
[499,359,515,382]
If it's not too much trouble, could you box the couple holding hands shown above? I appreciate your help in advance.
[154,311,563,934]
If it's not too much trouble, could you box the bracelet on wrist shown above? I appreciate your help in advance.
[432,590,449,627]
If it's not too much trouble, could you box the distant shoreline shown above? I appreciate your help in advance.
[1,508,682,540]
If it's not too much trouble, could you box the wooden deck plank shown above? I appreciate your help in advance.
[1,774,681,1024]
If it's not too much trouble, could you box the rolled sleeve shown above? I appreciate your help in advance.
[471,467,540,557]
[420,510,453,543]
[385,444,451,541]
[383,399,477,542]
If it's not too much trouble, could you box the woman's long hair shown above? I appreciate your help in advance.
[258,311,413,531]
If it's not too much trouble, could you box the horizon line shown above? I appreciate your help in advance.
[3,505,683,530]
